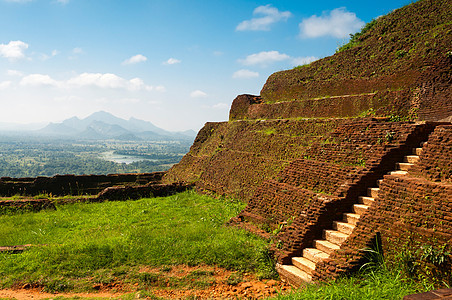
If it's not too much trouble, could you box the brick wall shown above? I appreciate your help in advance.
[410,125,452,182]
[163,118,345,201]
[313,175,452,283]
[232,91,410,121]
[0,172,164,196]
[309,125,452,283]
[231,120,437,264]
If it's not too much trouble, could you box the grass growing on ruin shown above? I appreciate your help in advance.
[0,190,275,291]
[272,257,433,300]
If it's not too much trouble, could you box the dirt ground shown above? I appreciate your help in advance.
[0,265,294,299]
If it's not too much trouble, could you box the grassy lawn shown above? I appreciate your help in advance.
[0,190,275,292]
[0,190,437,299]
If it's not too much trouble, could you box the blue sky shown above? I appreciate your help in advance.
[0,0,412,131]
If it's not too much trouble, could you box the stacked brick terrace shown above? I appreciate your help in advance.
[277,140,430,285]
[163,118,346,201]
[233,120,435,231]
[310,125,452,284]
[231,122,451,286]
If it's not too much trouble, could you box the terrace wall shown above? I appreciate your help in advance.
[163,118,345,201]
[231,120,439,264]
[309,125,452,283]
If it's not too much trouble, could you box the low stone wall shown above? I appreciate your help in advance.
[0,172,165,196]
[0,181,192,214]
[0,198,55,214]
[97,182,192,201]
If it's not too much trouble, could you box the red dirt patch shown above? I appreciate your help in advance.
[1,265,293,299]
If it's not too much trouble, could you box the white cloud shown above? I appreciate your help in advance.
[154,85,166,92]
[164,58,181,65]
[190,90,208,98]
[0,81,12,90]
[7,69,23,76]
[69,47,83,60]
[68,73,122,89]
[67,72,154,91]
[239,51,318,68]
[51,50,59,56]
[0,40,29,60]
[72,47,83,54]
[123,54,148,65]
[15,72,161,92]
[212,103,229,110]
[299,7,364,39]
[128,77,147,91]
[236,4,292,31]
[239,50,291,67]
[232,69,259,79]
[291,56,318,66]
[20,74,60,87]
[56,0,69,4]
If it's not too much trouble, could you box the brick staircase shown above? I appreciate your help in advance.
[276,144,425,287]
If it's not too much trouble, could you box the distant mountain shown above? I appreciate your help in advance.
[39,122,79,136]
[36,111,196,141]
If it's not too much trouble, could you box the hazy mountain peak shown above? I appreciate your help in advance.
[36,111,195,141]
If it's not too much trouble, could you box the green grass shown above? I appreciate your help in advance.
[272,266,433,300]
[0,190,275,291]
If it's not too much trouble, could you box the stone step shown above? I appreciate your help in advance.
[314,239,341,255]
[397,162,414,171]
[368,187,379,198]
[353,204,369,215]
[359,196,375,206]
[323,229,348,245]
[389,170,408,176]
[343,213,360,225]
[414,148,423,156]
[404,155,420,164]
[277,264,312,286]
[333,221,355,235]
[303,248,329,263]
[292,256,316,274]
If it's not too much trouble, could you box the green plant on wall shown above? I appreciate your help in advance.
[420,244,450,267]
[400,243,451,287]
[395,49,408,58]
[336,18,378,53]
[385,131,396,143]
